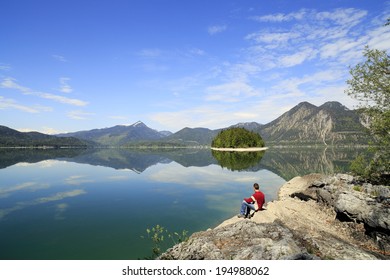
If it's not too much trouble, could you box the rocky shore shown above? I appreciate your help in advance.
[159,173,390,260]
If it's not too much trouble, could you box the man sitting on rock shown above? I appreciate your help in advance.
[237,183,265,218]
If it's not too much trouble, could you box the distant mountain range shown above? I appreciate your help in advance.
[0,125,89,148]
[0,101,373,147]
[56,121,167,146]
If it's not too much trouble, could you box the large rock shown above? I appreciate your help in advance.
[335,191,390,231]
[159,220,315,260]
[310,174,390,233]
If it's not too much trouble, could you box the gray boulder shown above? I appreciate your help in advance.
[335,191,390,230]
[159,220,315,260]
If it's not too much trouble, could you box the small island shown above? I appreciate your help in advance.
[211,127,267,151]
[211,147,268,151]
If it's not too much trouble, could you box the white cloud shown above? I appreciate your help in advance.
[150,102,268,131]
[1,77,30,91]
[41,92,87,106]
[0,96,52,113]
[59,77,73,93]
[320,38,363,59]
[278,48,317,67]
[1,77,88,106]
[246,31,300,45]
[52,54,67,62]
[205,81,260,102]
[208,25,227,35]
[0,63,11,71]
[0,96,40,113]
[251,9,307,22]
[315,8,367,27]
[223,62,261,83]
[67,110,95,120]
[243,7,377,75]
[150,106,236,131]
[367,25,390,50]
[271,70,344,95]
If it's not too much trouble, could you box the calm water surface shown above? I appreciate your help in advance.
[0,147,365,259]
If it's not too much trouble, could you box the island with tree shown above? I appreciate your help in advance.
[211,127,267,151]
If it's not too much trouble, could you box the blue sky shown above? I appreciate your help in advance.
[1,0,389,134]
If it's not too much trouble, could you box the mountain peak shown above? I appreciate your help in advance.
[286,101,317,116]
[131,121,146,128]
[320,101,349,111]
[230,122,263,131]
[296,101,317,109]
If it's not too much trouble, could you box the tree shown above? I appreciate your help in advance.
[211,127,265,148]
[345,46,390,183]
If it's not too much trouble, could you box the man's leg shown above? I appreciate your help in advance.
[245,206,251,217]
[245,202,255,217]
[238,201,255,218]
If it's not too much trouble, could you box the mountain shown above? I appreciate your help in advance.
[159,130,173,137]
[0,125,89,147]
[2,101,373,147]
[229,122,263,131]
[258,101,371,145]
[57,121,167,146]
[164,127,218,146]
[164,123,264,146]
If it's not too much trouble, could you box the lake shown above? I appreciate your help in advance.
[0,147,367,259]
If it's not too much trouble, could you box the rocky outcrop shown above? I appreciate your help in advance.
[159,174,389,260]
[160,220,317,260]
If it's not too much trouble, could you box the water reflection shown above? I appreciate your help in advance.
[0,146,369,259]
[211,150,265,171]
[260,146,368,180]
[0,188,86,220]
[0,146,369,180]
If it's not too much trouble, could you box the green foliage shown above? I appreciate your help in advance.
[212,150,265,171]
[211,127,265,148]
[345,46,390,184]
[141,224,188,259]
[350,155,369,179]
[345,47,390,112]
[353,185,363,192]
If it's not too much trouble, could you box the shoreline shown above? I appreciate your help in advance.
[210,147,269,152]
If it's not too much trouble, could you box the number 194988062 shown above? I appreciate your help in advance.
[215,266,269,276]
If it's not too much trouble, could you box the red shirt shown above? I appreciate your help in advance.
[244,191,265,210]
